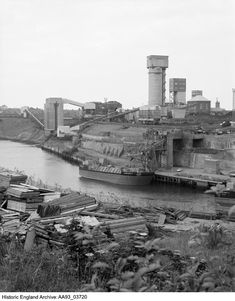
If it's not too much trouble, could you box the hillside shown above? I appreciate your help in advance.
[0,117,45,144]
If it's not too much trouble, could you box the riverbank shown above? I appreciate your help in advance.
[41,144,83,165]
[1,117,235,175]
[0,174,235,292]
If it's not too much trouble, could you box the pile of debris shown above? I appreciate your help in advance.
[0,182,150,250]
[102,204,188,225]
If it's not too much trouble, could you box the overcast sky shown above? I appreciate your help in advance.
[0,0,234,109]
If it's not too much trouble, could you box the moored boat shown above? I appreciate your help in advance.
[79,164,154,186]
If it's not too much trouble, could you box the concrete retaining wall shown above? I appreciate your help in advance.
[173,151,212,169]
[189,153,211,169]
[204,135,235,150]
[173,151,191,167]
[82,141,124,157]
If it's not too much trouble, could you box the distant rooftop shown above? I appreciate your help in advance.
[188,95,210,102]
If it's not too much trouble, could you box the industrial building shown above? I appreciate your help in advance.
[171,107,186,119]
[83,101,122,118]
[169,78,186,104]
[44,98,64,133]
[210,99,226,115]
[187,95,211,115]
[138,105,161,124]
[192,90,203,98]
[44,98,84,135]
[147,55,168,106]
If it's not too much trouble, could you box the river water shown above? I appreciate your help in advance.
[0,140,214,211]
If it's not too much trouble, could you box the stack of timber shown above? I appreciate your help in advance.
[37,192,98,218]
[6,184,53,213]
[101,216,147,234]
[0,171,27,188]
[33,223,66,247]
[149,207,188,224]
[0,209,22,233]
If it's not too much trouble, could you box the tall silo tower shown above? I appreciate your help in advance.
[44,98,64,133]
[147,55,168,106]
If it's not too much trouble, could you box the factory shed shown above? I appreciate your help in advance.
[187,95,211,115]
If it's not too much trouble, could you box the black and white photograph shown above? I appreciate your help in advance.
[0,0,235,296]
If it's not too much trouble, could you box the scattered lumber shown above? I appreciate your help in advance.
[189,211,216,220]
[1,169,234,252]
[103,205,188,225]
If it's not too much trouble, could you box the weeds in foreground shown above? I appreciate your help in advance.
[0,237,79,292]
[0,223,235,292]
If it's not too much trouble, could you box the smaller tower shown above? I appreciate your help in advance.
[215,98,220,109]
[192,90,203,98]
[169,78,186,105]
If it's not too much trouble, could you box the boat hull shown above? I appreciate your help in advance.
[79,168,153,186]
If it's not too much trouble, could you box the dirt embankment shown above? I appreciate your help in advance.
[0,117,45,144]
[42,122,148,168]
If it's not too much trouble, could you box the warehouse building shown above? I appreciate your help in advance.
[187,95,211,115]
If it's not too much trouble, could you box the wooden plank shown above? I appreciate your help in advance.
[7,200,26,212]
[61,204,98,215]
[102,216,145,226]
[158,213,166,225]
[79,210,119,219]
[111,225,147,234]
[35,216,70,224]
[108,220,146,230]
[24,228,36,251]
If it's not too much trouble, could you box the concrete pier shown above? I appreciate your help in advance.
[154,169,229,189]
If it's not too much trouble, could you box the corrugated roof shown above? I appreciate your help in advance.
[188,95,210,102]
